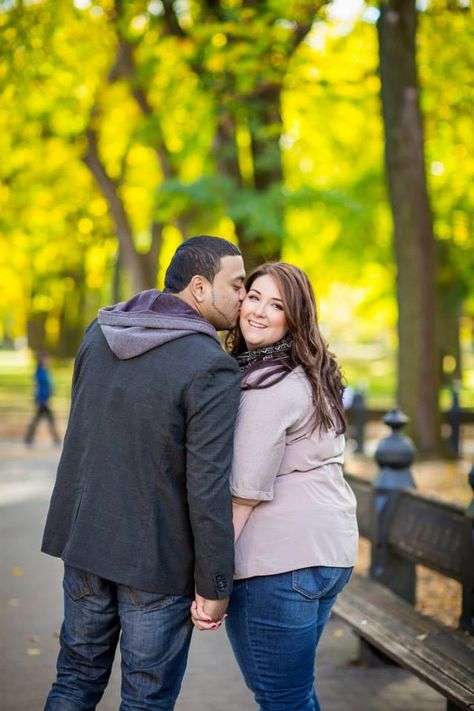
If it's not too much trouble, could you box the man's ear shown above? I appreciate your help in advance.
[189,274,208,303]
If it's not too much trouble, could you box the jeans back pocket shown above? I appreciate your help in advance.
[292,566,350,600]
[63,565,93,601]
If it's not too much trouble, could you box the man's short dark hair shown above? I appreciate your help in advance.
[164,235,241,293]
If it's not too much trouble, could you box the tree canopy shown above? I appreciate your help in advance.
[1,0,472,442]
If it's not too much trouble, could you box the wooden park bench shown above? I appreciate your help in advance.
[333,409,474,710]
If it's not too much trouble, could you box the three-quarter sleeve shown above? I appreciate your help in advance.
[231,374,309,501]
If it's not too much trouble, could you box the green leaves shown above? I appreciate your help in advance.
[0,0,472,359]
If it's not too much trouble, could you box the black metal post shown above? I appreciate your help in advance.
[370,408,417,602]
[447,386,461,458]
[460,464,474,634]
[351,390,366,455]
[359,408,417,666]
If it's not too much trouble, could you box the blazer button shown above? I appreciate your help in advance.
[215,573,227,592]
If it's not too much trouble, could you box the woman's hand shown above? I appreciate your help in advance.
[190,593,228,631]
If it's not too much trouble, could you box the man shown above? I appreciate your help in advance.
[25,352,61,446]
[42,236,245,710]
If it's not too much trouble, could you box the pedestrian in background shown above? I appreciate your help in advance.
[25,352,61,446]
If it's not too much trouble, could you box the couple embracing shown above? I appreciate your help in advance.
[41,236,358,711]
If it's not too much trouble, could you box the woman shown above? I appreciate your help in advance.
[227,262,358,710]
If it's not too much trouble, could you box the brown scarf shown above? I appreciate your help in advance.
[235,336,297,390]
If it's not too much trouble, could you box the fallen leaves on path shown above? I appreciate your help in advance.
[26,648,42,656]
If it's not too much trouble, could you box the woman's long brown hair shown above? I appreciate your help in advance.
[227,263,346,434]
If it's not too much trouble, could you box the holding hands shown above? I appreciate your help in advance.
[190,593,228,631]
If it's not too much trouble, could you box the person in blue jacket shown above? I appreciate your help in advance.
[25,353,61,446]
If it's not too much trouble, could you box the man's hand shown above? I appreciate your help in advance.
[190,593,229,631]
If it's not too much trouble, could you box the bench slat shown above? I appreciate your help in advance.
[334,575,474,709]
[388,491,465,580]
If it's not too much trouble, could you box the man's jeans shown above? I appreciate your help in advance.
[44,565,194,710]
[226,566,353,711]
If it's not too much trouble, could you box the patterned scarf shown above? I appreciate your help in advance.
[235,336,296,389]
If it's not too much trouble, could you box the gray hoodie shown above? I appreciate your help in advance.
[98,289,220,360]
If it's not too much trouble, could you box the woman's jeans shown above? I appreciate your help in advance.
[44,565,193,711]
[226,566,353,711]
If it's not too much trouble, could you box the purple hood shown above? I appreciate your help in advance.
[98,289,220,360]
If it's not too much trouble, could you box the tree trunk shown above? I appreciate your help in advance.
[437,290,462,387]
[56,276,87,357]
[377,0,440,454]
[436,239,463,387]
[237,85,284,270]
[212,110,281,270]
[27,313,47,354]
[112,244,123,304]
[84,127,158,294]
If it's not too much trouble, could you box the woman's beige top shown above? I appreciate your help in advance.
[231,366,358,580]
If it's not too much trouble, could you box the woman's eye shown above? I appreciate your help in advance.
[273,303,283,311]
[248,294,258,301]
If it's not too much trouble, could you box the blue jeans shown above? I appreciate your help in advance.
[44,565,194,710]
[226,566,353,711]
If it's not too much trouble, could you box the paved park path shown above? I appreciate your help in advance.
[0,440,445,710]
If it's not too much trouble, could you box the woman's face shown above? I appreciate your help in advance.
[239,274,288,350]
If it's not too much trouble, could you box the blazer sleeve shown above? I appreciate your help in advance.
[231,375,308,502]
[184,350,241,600]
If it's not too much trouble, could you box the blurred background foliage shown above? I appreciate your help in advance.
[0,0,473,450]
